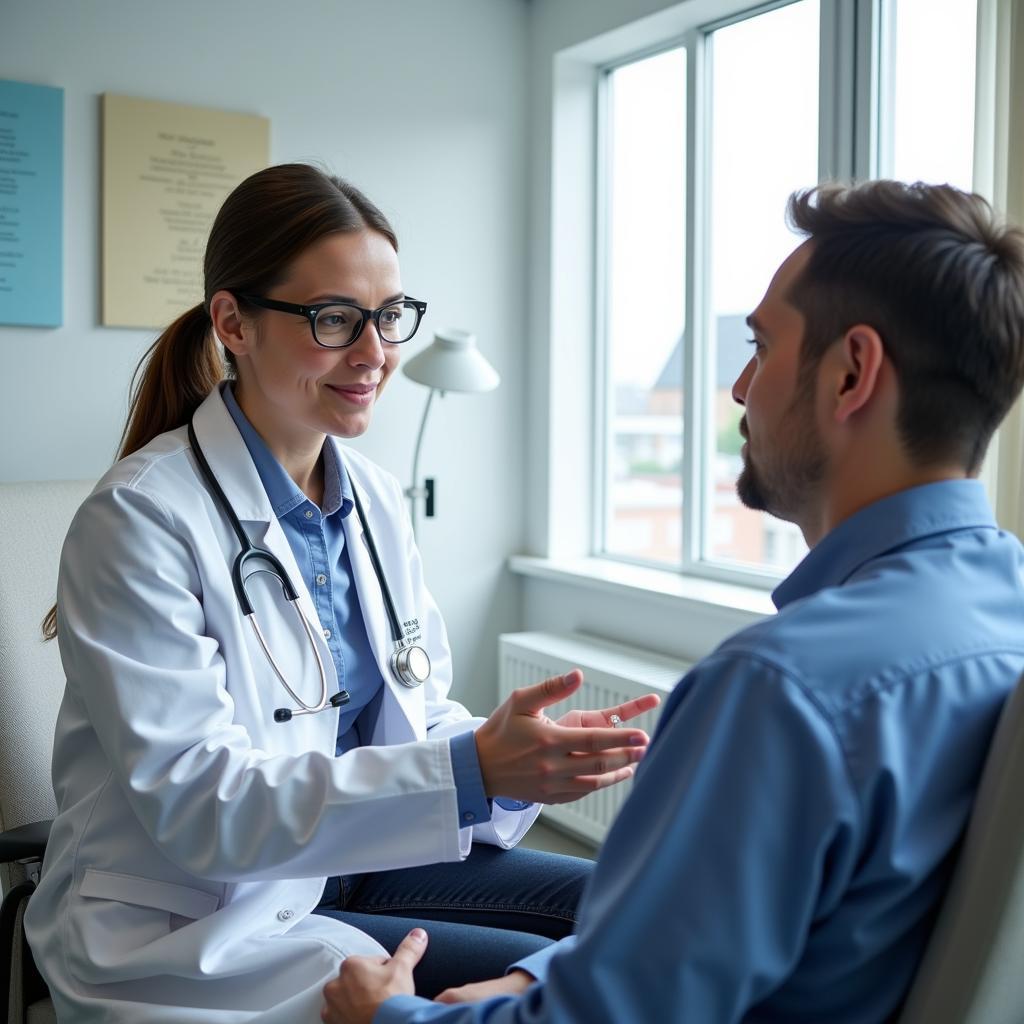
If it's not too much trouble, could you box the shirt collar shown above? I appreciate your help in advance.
[221,383,354,520]
[772,479,997,610]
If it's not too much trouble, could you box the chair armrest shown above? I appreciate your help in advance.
[0,820,52,864]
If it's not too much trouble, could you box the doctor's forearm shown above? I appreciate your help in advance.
[128,741,466,880]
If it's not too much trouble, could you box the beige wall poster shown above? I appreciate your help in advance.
[102,93,269,328]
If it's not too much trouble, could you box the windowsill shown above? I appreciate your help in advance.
[508,554,777,620]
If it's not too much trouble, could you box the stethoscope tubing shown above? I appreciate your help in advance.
[187,416,431,721]
[350,483,405,643]
[188,420,335,719]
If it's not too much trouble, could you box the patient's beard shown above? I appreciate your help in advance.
[736,388,825,524]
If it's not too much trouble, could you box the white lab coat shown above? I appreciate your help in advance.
[24,385,540,1023]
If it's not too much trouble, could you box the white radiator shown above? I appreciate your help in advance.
[498,631,690,846]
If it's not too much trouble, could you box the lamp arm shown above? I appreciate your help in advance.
[407,387,438,536]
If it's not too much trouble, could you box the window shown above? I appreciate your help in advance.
[704,1,819,572]
[595,0,980,584]
[602,48,687,566]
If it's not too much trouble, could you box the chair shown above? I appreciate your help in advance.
[899,674,1024,1024]
[0,480,93,1024]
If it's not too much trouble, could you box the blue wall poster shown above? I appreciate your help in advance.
[0,79,63,327]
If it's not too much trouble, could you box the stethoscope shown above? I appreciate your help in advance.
[187,420,432,724]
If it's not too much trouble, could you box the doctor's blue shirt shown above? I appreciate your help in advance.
[377,480,1024,1024]
[222,385,491,825]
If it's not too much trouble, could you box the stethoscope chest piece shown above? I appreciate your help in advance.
[391,643,431,688]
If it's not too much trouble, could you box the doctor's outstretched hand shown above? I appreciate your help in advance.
[322,929,427,1024]
[474,670,661,805]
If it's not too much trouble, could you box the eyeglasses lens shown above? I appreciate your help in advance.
[314,302,419,347]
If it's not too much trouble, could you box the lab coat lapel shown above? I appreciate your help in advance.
[337,447,424,741]
[191,386,274,523]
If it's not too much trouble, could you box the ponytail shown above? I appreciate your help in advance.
[41,605,58,642]
[119,303,225,459]
[42,303,224,641]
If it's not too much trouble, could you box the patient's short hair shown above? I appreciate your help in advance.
[787,181,1024,471]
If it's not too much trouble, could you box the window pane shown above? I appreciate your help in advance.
[886,0,977,189]
[703,0,819,573]
[602,48,687,566]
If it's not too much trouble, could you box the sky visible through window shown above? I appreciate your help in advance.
[891,0,976,190]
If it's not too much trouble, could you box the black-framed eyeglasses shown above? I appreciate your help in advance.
[237,293,427,349]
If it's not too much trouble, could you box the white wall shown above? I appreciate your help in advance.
[0,0,530,711]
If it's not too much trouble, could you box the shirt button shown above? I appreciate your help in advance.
[277,909,294,922]
[316,573,327,586]
[462,812,476,823]
[304,509,314,520]
[323,628,332,640]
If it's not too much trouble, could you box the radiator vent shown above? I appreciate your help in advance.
[498,631,689,846]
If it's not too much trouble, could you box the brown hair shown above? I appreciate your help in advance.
[43,163,397,640]
[786,180,1024,473]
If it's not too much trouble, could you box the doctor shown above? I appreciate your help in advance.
[25,163,657,1023]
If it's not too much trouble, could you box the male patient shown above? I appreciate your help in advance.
[322,181,1024,1022]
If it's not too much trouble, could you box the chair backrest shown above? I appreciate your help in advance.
[899,675,1024,1024]
[0,481,93,892]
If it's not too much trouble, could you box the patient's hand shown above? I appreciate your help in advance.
[435,970,534,1004]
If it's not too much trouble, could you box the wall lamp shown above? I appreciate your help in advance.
[401,328,500,536]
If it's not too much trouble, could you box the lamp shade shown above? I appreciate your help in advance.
[402,328,500,393]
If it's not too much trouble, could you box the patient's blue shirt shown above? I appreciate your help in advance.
[379,479,1024,1023]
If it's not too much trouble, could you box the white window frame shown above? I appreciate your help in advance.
[526,0,1010,623]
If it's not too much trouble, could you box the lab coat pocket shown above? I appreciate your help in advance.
[67,868,220,983]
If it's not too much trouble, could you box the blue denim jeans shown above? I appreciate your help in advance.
[312,845,593,997]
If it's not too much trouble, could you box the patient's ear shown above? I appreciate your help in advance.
[830,325,885,424]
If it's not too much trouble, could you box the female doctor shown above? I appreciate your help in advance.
[25,164,657,1024]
